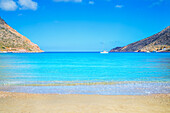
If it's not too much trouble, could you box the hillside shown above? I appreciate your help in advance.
[110,26,170,52]
[0,17,43,53]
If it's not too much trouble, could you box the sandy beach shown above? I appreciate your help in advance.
[0,91,169,113]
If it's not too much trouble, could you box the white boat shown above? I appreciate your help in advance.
[146,51,150,53]
[100,50,109,54]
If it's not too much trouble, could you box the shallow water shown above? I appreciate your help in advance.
[0,52,170,95]
[1,82,170,95]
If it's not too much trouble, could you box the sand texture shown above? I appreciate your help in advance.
[0,91,169,113]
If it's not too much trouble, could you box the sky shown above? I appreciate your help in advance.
[0,0,170,52]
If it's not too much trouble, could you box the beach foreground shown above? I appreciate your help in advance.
[0,91,169,113]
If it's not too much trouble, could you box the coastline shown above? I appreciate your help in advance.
[1,81,169,95]
[0,91,169,113]
[1,80,169,86]
[0,52,169,112]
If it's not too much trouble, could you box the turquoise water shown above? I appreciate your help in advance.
[0,52,170,95]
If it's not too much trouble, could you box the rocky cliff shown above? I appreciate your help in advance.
[0,17,43,53]
[110,26,170,52]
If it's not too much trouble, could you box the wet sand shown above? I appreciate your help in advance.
[0,91,169,113]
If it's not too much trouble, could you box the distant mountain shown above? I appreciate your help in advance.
[110,26,170,52]
[0,17,43,53]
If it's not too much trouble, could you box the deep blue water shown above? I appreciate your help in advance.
[0,52,170,95]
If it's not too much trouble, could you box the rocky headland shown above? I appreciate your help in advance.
[110,26,170,52]
[0,17,43,53]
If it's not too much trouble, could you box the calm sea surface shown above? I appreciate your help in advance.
[0,52,170,95]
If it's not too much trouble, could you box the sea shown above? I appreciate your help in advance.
[0,52,169,95]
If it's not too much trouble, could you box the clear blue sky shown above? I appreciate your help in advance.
[0,0,170,51]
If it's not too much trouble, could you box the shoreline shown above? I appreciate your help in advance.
[0,91,169,113]
[1,80,169,86]
[1,82,169,95]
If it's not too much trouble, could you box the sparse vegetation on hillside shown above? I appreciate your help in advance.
[110,26,170,52]
[0,17,43,53]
